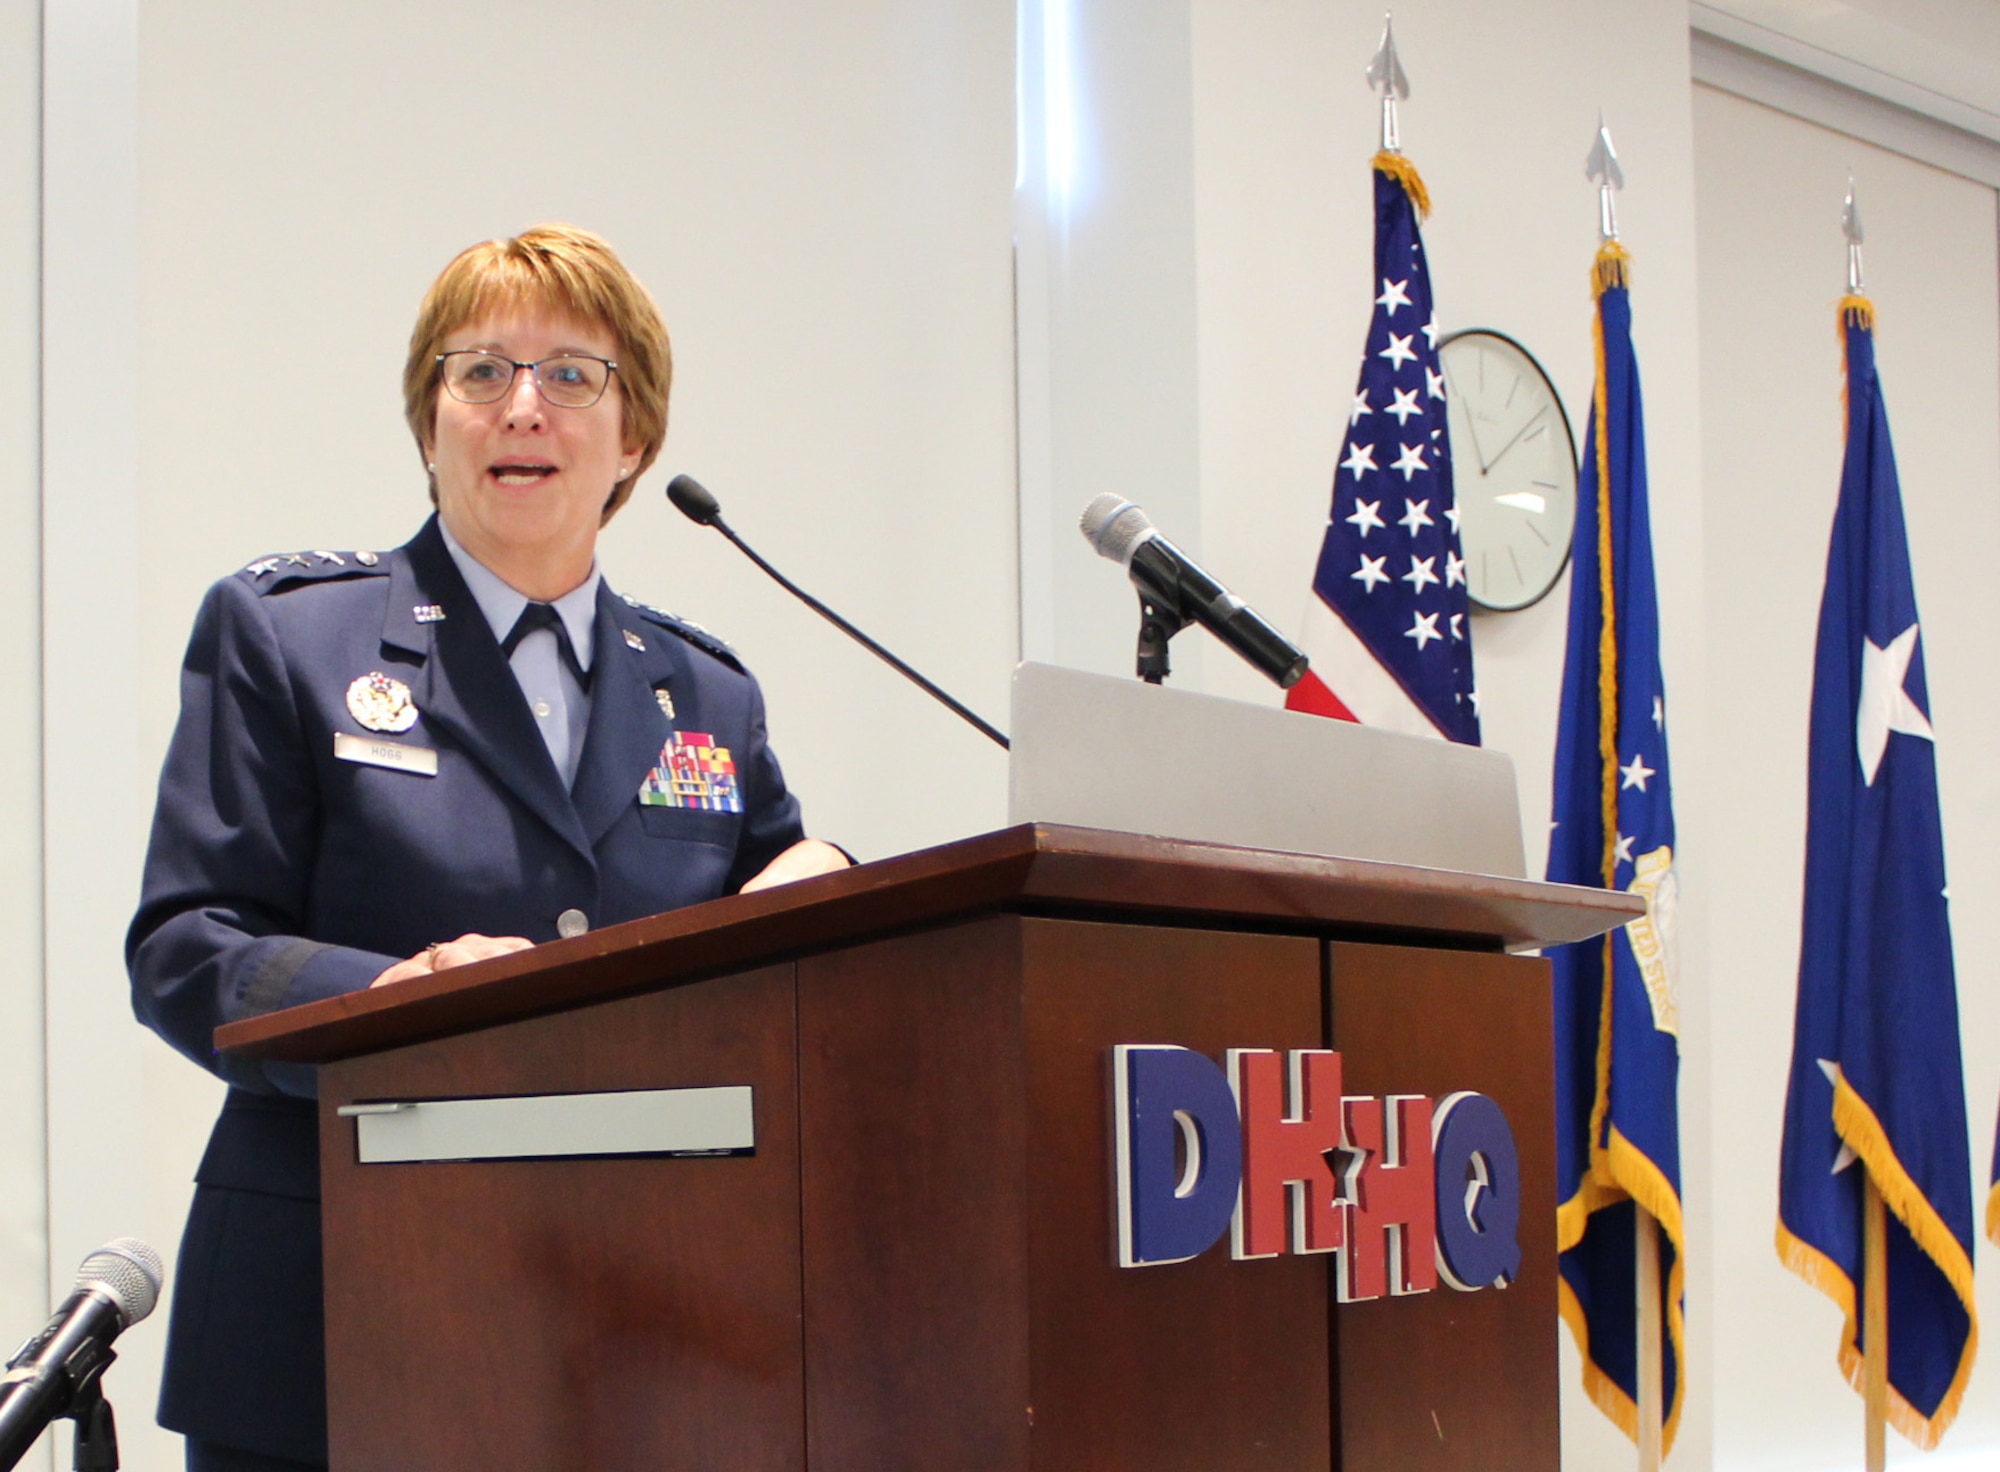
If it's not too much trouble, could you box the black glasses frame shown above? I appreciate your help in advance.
[435,351,621,408]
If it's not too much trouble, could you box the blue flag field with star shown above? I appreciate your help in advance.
[1545,242,1686,1450]
[1284,153,1478,744]
[1775,296,1977,1448]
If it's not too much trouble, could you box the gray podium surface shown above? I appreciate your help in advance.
[1007,662,1527,878]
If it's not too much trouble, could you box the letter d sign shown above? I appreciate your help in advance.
[1112,1045,1244,1267]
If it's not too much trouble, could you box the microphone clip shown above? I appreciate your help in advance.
[1134,590,1191,686]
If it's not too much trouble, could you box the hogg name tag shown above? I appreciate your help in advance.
[333,732,439,777]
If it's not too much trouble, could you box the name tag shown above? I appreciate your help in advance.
[334,732,439,777]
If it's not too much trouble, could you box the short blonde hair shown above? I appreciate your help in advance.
[404,224,672,523]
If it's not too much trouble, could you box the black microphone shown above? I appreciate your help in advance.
[1079,495,1309,690]
[665,475,1009,750]
[0,1240,162,1470]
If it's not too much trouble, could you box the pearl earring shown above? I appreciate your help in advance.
[427,463,437,474]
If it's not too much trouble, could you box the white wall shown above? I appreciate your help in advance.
[0,2,44,1466]
[1693,85,2000,1471]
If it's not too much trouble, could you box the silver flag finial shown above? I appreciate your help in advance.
[1585,112,1624,242]
[1843,173,1866,293]
[1366,15,1410,153]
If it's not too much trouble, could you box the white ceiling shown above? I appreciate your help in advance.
[1693,0,2000,141]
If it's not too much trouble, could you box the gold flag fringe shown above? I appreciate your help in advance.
[1839,293,1875,330]
[1775,1078,1979,1450]
[1371,150,1431,220]
[1987,1179,2000,1247]
[1592,241,1631,298]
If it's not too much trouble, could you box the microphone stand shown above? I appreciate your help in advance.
[666,477,1009,750]
[68,1383,117,1472]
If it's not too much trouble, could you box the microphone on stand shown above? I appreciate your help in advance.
[665,475,1009,750]
[0,1239,163,1472]
[1080,495,1309,690]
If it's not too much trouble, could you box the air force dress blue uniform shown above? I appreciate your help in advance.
[127,514,806,1465]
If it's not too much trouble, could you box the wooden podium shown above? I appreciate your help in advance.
[219,825,1639,1472]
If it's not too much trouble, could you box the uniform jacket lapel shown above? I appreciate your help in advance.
[383,518,593,860]
[571,588,686,849]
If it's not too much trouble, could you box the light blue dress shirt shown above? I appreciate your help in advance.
[439,520,598,789]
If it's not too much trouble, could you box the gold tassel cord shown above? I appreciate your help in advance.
[1593,240,1631,298]
[1371,150,1431,220]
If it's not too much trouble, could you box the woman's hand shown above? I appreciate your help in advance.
[739,838,852,894]
[370,932,534,988]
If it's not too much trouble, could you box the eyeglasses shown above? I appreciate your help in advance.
[436,351,619,409]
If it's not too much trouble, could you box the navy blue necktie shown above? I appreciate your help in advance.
[501,602,590,689]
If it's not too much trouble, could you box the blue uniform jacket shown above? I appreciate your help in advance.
[127,514,805,1462]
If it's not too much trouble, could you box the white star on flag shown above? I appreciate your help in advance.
[1380,333,1418,371]
[1376,278,1413,314]
[1816,1060,1859,1174]
[1614,833,1635,865]
[1444,503,1461,534]
[1619,753,1656,792]
[1390,443,1429,481]
[1352,554,1390,592]
[1422,312,1441,348]
[1350,390,1373,426]
[1405,611,1442,650]
[1402,555,1439,593]
[1426,366,1447,400]
[1446,550,1466,587]
[1341,441,1379,480]
[1856,622,1934,786]
[1387,386,1424,425]
[1345,498,1385,536]
[1398,498,1434,534]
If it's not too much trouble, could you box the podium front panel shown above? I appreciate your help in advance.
[320,964,804,1472]
[1329,941,1559,1471]
[796,915,1329,1472]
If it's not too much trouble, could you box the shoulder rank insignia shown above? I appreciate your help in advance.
[241,549,387,593]
[638,732,741,813]
[346,671,419,734]
[618,593,744,671]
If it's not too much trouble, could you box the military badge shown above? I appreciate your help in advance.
[653,684,675,720]
[346,672,420,734]
[638,731,741,813]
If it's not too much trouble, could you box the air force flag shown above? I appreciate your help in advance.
[1546,242,1685,1451]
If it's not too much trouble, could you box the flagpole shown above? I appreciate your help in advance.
[1636,1206,1664,1471]
[1842,182,1888,1472]
[1864,1175,1888,1472]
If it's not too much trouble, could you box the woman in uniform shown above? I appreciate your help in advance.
[128,224,848,1472]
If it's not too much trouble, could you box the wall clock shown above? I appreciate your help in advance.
[1438,329,1578,612]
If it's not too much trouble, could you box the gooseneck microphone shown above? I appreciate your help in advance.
[1080,495,1309,690]
[666,476,1008,750]
[0,1239,163,1471]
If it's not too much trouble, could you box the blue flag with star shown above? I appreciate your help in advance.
[1545,243,1685,1451]
[1776,297,1977,1448]
[1285,153,1478,743]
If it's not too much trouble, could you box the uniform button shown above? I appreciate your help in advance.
[557,908,588,939]
[533,700,553,719]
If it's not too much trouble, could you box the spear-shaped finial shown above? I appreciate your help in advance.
[1366,15,1410,154]
[1843,173,1866,294]
[1586,112,1624,242]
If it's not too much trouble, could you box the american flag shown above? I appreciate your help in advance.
[1285,155,1478,745]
